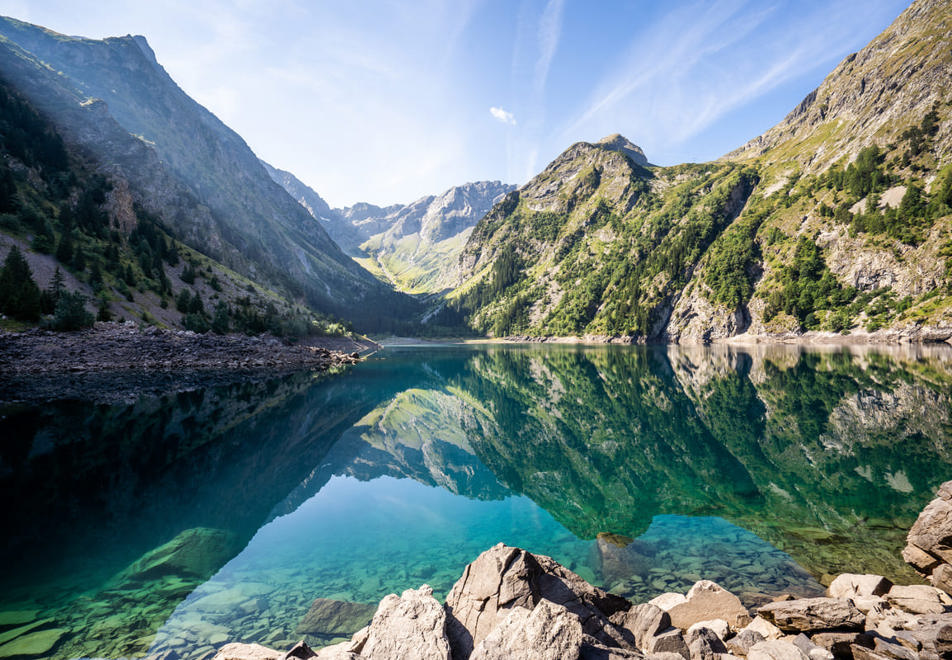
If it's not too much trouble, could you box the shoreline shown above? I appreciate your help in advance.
[0,321,377,376]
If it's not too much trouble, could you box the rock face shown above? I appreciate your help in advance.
[443,543,631,658]
[360,585,450,660]
[904,480,952,596]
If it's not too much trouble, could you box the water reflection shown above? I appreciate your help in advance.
[1,343,951,658]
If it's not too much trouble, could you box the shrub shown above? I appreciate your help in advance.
[50,291,94,330]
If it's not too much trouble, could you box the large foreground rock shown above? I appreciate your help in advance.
[444,543,632,658]
[663,580,749,630]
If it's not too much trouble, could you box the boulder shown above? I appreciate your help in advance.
[361,585,450,660]
[212,643,283,660]
[757,598,864,632]
[884,584,951,615]
[687,619,730,642]
[666,581,749,630]
[809,631,874,656]
[865,602,919,633]
[685,625,727,659]
[614,603,671,650]
[790,634,833,660]
[294,599,376,638]
[907,614,952,657]
[901,544,941,575]
[284,640,317,659]
[851,637,917,660]
[747,640,809,660]
[744,617,783,641]
[726,628,766,656]
[470,600,583,660]
[826,575,892,600]
[444,543,632,658]
[929,563,952,595]
[650,593,688,611]
[646,628,689,658]
[905,481,952,566]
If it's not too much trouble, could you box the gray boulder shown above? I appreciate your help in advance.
[613,603,671,650]
[826,575,892,600]
[747,640,808,660]
[444,543,632,658]
[360,585,450,660]
[757,598,864,632]
[470,600,583,660]
[726,628,765,656]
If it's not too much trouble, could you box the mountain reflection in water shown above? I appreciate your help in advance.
[1,343,950,659]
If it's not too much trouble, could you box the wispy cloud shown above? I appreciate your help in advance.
[534,0,565,95]
[490,106,517,125]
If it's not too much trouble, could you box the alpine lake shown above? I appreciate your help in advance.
[2,342,952,659]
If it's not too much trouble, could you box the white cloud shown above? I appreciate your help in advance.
[490,106,517,126]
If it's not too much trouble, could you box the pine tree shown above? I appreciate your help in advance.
[0,246,41,321]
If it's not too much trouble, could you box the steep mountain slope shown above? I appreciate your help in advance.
[451,0,952,342]
[266,169,513,294]
[0,17,413,329]
[0,76,337,334]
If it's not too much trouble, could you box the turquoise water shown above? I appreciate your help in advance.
[2,343,952,658]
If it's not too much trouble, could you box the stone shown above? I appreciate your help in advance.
[809,631,874,656]
[0,628,66,657]
[747,640,809,660]
[646,628,689,658]
[900,544,941,576]
[444,543,631,658]
[929,563,952,596]
[294,599,376,637]
[615,603,671,650]
[790,634,832,660]
[826,575,892,599]
[0,610,37,627]
[745,617,783,641]
[865,602,919,633]
[850,596,886,614]
[361,585,450,660]
[0,618,54,646]
[852,637,917,660]
[906,482,952,565]
[313,642,358,660]
[726,628,766,656]
[645,655,688,660]
[757,598,864,632]
[470,600,583,660]
[580,638,644,659]
[118,527,237,582]
[211,642,282,660]
[686,626,727,659]
[884,584,951,615]
[651,593,689,611]
[908,614,952,657]
[667,581,750,630]
[283,640,316,659]
[688,620,730,642]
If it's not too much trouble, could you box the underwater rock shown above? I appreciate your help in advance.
[0,611,37,627]
[360,585,449,660]
[118,527,238,583]
[0,627,66,657]
[295,599,376,639]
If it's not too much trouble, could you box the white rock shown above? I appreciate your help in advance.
[361,585,450,660]
[650,592,688,611]
[826,574,892,599]
[688,619,730,641]
[747,640,809,660]
[667,581,749,629]
[744,616,784,641]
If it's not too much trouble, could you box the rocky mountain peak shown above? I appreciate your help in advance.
[596,133,650,166]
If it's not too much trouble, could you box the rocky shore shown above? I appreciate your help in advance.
[211,481,952,660]
[0,321,376,374]
[0,321,378,403]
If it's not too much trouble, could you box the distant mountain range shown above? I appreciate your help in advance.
[262,165,513,294]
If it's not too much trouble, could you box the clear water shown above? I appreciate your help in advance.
[2,343,952,659]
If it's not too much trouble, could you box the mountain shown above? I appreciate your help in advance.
[450,0,952,342]
[266,170,514,294]
[0,17,414,330]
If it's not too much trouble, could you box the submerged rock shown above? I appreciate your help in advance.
[0,627,66,657]
[295,599,376,639]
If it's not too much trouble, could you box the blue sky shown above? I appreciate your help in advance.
[0,0,911,207]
